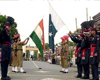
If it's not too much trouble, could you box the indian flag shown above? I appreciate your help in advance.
[30,19,45,57]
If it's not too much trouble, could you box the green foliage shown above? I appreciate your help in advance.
[70,49,73,58]
[45,43,50,49]
[0,15,18,40]
[33,50,37,58]
[68,41,76,46]
[0,15,6,32]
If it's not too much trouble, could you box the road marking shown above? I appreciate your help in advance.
[41,78,61,80]
[32,61,50,73]
[35,70,49,73]
[32,61,39,69]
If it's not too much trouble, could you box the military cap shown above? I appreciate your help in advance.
[81,21,89,29]
[80,33,84,38]
[63,35,69,43]
[88,20,95,28]
[91,27,97,34]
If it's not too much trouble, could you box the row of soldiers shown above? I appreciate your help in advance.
[11,34,29,73]
[68,21,99,80]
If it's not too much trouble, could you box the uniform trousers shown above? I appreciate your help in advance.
[83,63,89,78]
[77,64,82,76]
[1,60,9,77]
[12,52,17,67]
[17,50,23,67]
[91,63,99,79]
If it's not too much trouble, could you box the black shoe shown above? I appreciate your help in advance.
[20,71,26,73]
[1,77,11,80]
[7,76,11,79]
[81,76,89,79]
[76,75,82,78]
[15,71,19,73]
[62,71,68,73]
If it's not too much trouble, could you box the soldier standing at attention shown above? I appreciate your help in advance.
[90,27,99,80]
[11,35,17,72]
[80,29,90,79]
[62,35,69,73]
[60,37,65,72]
[16,34,29,73]
[0,16,14,80]
[68,31,83,78]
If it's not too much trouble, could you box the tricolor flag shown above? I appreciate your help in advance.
[49,4,65,53]
[30,19,45,57]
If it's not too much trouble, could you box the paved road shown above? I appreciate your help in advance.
[0,61,96,80]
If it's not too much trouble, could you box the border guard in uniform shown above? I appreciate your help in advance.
[16,34,29,73]
[0,16,14,80]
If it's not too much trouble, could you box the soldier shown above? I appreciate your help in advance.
[60,37,65,72]
[11,35,17,72]
[16,34,29,73]
[80,29,90,79]
[89,27,99,80]
[62,35,69,73]
[68,31,83,78]
[0,17,14,80]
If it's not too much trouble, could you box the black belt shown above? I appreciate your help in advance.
[3,43,11,46]
[91,45,96,47]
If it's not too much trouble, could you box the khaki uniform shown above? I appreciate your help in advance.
[16,42,25,67]
[63,43,69,68]
[61,43,64,67]
[12,42,17,67]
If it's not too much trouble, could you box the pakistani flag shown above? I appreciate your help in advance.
[49,5,65,53]
[30,19,45,57]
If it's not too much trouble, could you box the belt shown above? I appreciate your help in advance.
[91,44,96,47]
[3,43,11,46]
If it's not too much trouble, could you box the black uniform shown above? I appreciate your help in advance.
[70,35,82,77]
[0,16,14,80]
[80,36,90,79]
[0,28,11,79]
[90,34,99,80]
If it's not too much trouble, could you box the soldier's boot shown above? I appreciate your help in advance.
[15,67,19,73]
[12,67,15,72]
[60,68,65,72]
[20,67,26,73]
[63,68,69,73]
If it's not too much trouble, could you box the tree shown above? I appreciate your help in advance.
[68,41,76,46]
[0,15,18,40]
[45,43,50,49]
[70,49,73,58]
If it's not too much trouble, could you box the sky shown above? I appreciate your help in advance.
[0,0,100,46]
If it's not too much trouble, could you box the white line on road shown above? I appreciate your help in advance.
[32,61,50,73]
[32,61,39,69]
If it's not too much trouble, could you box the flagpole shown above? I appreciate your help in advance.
[47,0,70,31]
